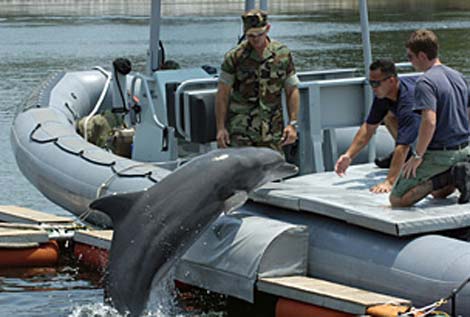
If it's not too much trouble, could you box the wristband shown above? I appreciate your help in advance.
[289,120,298,129]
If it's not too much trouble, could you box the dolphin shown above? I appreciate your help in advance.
[89,147,298,317]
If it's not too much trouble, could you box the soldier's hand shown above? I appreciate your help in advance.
[216,128,230,148]
[281,125,297,146]
[335,154,352,177]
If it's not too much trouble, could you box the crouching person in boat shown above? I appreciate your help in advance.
[77,110,133,158]
[215,9,300,156]
[390,29,470,207]
[335,59,421,193]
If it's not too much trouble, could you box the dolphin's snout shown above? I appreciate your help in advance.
[267,161,298,181]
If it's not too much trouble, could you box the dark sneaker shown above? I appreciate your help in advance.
[451,162,470,204]
[374,152,393,168]
[374,150,414,169]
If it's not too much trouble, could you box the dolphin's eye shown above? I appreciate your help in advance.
[213,154,229,161]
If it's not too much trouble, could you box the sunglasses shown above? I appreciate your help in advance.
[368,75,392,88]
[247,31,266,39]
[243,15,267,28]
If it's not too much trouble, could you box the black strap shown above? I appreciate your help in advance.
[161,127,169,152]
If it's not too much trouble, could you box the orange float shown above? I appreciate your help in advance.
[0,240,59,267]
[275,297,355,317]
[366,304,412,317]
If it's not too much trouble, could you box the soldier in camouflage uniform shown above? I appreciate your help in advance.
[215,9,300,153]
[77,110,123,148]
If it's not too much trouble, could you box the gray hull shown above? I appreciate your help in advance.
[11,70,470,314]
[246,203,470,315]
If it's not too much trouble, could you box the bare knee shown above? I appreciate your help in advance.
[389,194,412,207]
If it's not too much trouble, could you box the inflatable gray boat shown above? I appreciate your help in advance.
[10,62,470,316]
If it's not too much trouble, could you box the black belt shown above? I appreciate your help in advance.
[428,141,469,151]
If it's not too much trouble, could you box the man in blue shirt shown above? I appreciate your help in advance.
[390,29,470,207]
[335,59,420,193]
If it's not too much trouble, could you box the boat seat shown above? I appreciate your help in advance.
[165,82,184,138]
[165,82,217,144]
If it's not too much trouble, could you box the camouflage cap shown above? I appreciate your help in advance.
[242,9,268,35]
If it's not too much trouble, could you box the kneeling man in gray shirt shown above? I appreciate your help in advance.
[390,29,470,207]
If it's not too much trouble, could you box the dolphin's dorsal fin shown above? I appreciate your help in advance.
[90,190,145,224]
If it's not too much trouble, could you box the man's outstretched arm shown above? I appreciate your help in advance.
[335,122,378,176]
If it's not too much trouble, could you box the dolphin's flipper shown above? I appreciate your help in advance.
[90,191,145,223]
[222,190,248,215]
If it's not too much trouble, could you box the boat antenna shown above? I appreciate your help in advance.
[148,0,162,75]
[260,0,268,11]
[245,0,255,12]
[359,0,375,162]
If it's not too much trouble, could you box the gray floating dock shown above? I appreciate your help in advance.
[252,163,470,236]
[0,223,49,247]
[0,205,76,247]
[73,230,113,250]
[257,276,410,314]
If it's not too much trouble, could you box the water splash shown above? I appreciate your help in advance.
[68,302,188,317]
[145,270,183,317]
[69,270,189,317]
[68,303,122,317]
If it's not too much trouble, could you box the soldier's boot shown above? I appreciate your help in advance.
[451,162,470,204]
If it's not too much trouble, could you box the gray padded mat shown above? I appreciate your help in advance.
[251,163,470,236]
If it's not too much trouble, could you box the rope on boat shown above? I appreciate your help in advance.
[96,162,160,199]
[54,141,83,155]
[78,151,116,167]
[29,123,59,143]
[398,299,448,316]
[398,275,470,317]
[83,66,112,143]
[29,121,183,195]
[95,157,189,199]
[64,102,79,120]
[78,160,177,222]
[110,165,152,179]
[78,207,94,224]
